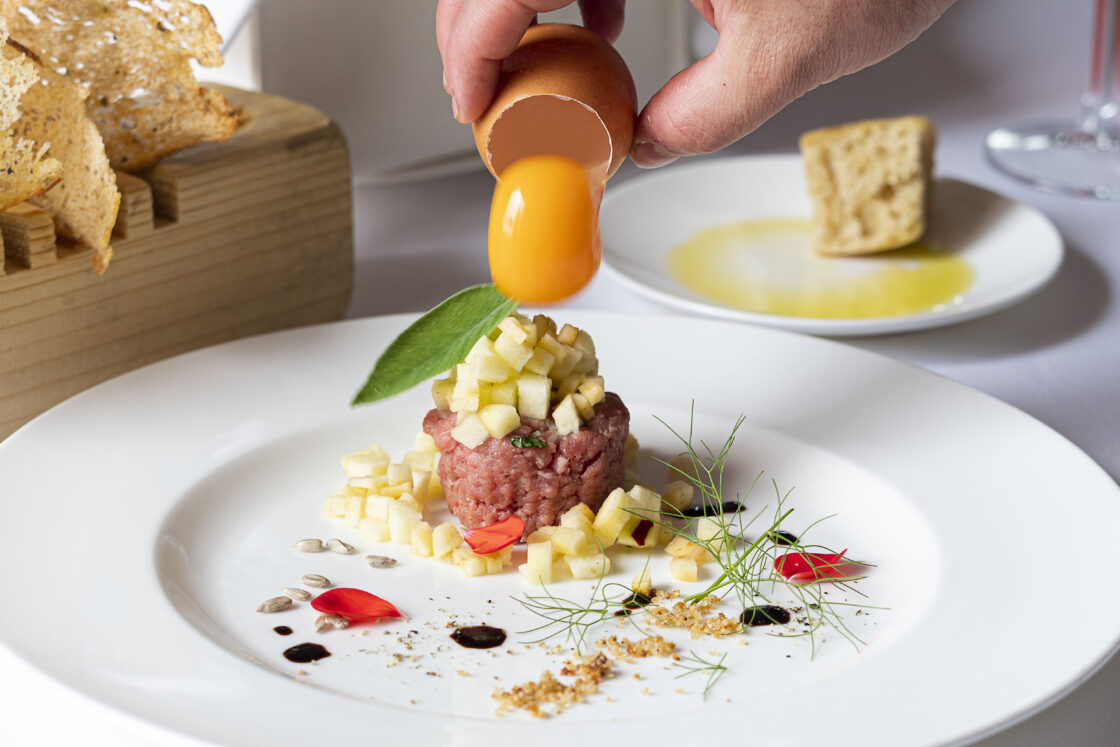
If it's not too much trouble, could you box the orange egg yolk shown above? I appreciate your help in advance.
[488,154,602,304]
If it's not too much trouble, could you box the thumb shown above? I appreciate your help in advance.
[630,25,803,168]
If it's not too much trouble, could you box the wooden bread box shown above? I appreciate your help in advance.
[0,86,354,440]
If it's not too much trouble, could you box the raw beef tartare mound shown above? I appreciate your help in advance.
[424,393,629,537]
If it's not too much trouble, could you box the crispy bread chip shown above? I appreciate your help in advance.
[6,34,118,271]
[1,19,62,212]
[6,1,238,170]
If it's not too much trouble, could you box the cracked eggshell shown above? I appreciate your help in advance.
[472,24,637,183]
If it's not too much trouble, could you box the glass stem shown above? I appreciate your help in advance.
[1082,0,1120,136]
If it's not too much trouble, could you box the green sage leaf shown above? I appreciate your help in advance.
[351,284,517,406]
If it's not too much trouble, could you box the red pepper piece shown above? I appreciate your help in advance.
[311,588,403,624]
[774,550,861,583]
[463,515,525,554]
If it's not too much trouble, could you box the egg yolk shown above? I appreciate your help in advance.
[488,154,601,304]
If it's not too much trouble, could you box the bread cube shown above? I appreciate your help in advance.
[800,115,935,255]
[478,403,522,439]
[669,557,699,583]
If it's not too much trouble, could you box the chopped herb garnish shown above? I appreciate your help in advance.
[510,434,547,448]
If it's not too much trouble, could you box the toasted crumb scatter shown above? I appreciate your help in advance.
[595,634,676,661]
[457,670,470,677]
[493,653,613,718]
[675,688,686,695]
[647,595,741,638]
[641,687,651,696]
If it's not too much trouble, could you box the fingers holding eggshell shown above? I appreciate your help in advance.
[575,0,626,43]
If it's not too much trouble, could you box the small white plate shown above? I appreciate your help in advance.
[0,313,1117,746]
[600,155,1063,336]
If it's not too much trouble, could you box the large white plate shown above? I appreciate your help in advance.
[600,155,1063,336]
[1,313,1117,746]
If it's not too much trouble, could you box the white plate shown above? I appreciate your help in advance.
[1,313,1117,747]
[600,155,1063,336]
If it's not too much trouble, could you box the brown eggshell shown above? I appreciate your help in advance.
[473,24,637,183]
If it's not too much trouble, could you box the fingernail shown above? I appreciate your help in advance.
[452,95,461,122]
[442,68,451,94]
[631,141,679,169]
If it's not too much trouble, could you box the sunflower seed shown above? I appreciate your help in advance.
[292,538,324,552]
[283,587,312,601]
[315,613,350,633]
[366,554,398,569]
[302,573,331,588]
[256,596,293,613]
[325,538,356,555]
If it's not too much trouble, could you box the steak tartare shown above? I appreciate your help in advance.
[423,393,629,538]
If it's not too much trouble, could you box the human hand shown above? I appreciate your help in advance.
[437,0,956,168]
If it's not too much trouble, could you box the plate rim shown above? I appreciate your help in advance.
[0,311,1117,746]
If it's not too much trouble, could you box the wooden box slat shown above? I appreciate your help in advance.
[0,87,354,440]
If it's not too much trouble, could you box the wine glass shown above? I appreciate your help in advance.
[985,0,1120,200]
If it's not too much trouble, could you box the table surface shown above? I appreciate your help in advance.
[3,1,1119,744]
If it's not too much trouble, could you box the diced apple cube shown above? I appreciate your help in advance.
[387,463,412,484]
[450,365,481,413]
[669,557,699,582]
[662,480,695,512]
[363,494,392,523]
[322,493,346,518]
[666,454,699,483]
[343,494,364,527]
[624,433,640,466]
[380,482,410,498]
[349,474,388,491]
[578,376,606,407]
[451,413,490,448]
[516,373,550,420]
[557,323,579,345]
[415,431,439,453]
[555,373,584,400]
[526,525,559,546]
[399,492,423,513]
[431,377,454,410]
[342,446,390,478]
[572,329,596,356]
[402,450,434,469]
[389,501,422,545]
[358,518,390,543]
[521,540,554,584]
[498,316,530,344]
[571,392,595,421]
[560,504,596,543]
[494,332,534,372]
[566,552,610,580]
[432,522,463,558]
[523,347,556,376]
[532,314,557,340]
[592,487,638,546]
[484,553,508,574]
[468,338,514,383]
[478,403,522,439]
[454,547,487,577]
[549,526,589,556]
[632,568,653,596]
[489,381,517,406]
[411,469,431,503]
[410,522,434,557]
[664,534,709,562]
[553,395,581,436]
